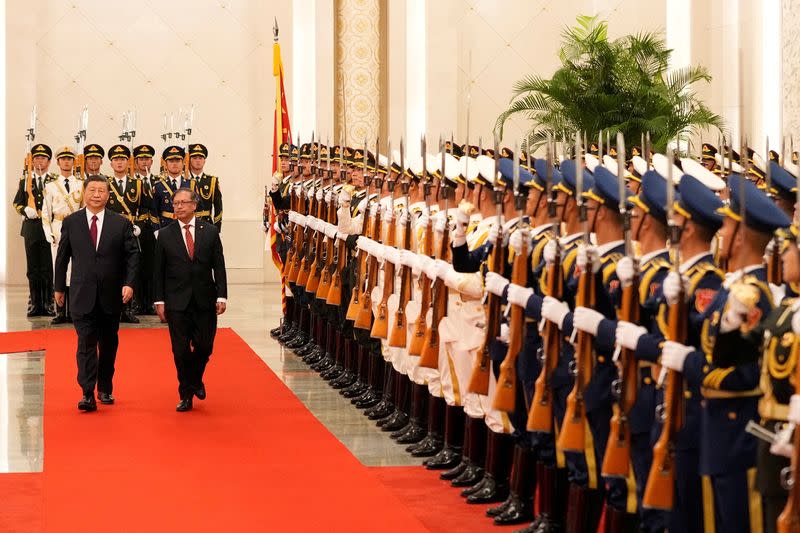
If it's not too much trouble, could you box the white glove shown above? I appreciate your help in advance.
[499,323,510,344]
[336,231,348,242]
[305,217,316,231]
[397,208,409,227]
[454,208,470,230]
[789,395,800,425]
[573,306,604,336]
[508,284,534,308]
[45,233,54,244]
[488,224,509,247]
[384,246,400,265]
[416,212,430,232]
[324,224,337,239]
[132,224,141,237]
[296,214,307,227]
[372,243,386,261]
[720,293,751,333]
[357,236,370,252]
[616,321,647,350]
[485,272,510,297]
[661,341,695,372]
[24,206,38,219]
[444,269,462,291]
[423,257,438,280]
[315,188,323,201]
[433,211,447,234]
[663,271,686,306]
[273,220,281,233]
[325,189,333,203]
[577,244,600,274]
[398,249,416,268]
[434,259,451,280]
[616,256,635,288]
[270,178,279,193]
[414,255,432,277]
[337,206,350,222]
[382,207,394,223]
[543,240,557,265]
[288,211,297,224]
[338,189,352,206]
[764,238,777,263]
[509,228,533,257]
[770,424,794,458]
[542,296,570,329]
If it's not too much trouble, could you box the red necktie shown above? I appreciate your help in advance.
[184,224,194,260]
[90,215,98,249]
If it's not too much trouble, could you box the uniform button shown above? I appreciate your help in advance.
[703,365,709,373]
[644,377,652,385]
[597,356,605,363]
[727,411,737,420]
[683,390,692,399]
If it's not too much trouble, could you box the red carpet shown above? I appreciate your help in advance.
[372,467,520,533]
[0,328,429,532]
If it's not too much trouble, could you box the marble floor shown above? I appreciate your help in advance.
[0,283,421,472]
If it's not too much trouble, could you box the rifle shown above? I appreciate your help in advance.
[74,106,88,180]
[317,138,337,301]
[326,135,349,307]
[159,113,170,178]
[468,131,504,395]
[284,133,302,279]
[355,139,383,330]
[371,141,397,339]
[602,133,639,477]
[765,136,783,284]
[408,136,435,356]
[295,133,317,287]
[493,142,528,412]
[643,148,687,510]
[306,141,327,293]
[528,136,562,432]
[23,106,37,209]
[419,141,452,368]
[345,143,375,322]
[557,131,594,453]
[389,138,413,347]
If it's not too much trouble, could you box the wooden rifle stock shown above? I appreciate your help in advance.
[557,266,595,453]
[528,247,562,432]
[778,369,800,532]
[326,238,345,306]
[409,212,434,356]
[355,204,381,330]
[346,194,373,321]
[768,241,783,285]
[305,191,327,293]
[493,235,529,412]
[642,289,687,510]
[419,212,451,369]
[295,189,317,287]
[602,277,640,478]
[286,184,306,282]
[389,205,413,347]
[24,153,35,209]
[283,186,298,278]
[316,186,337,300]
[371,211,396,338]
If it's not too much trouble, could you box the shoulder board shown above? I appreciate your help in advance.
[742,275,775,307]
[602,252,623,265]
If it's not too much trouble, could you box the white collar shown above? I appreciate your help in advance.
[86,208,105,220]
[596,239,624,257]
[639,247,669,265]
[180,217,196,228]
[503,216,520,231]
[560,232,583,245]
[679,252,713,274]
[531,222,551,237]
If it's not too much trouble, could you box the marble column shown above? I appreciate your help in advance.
[783,0,800,135]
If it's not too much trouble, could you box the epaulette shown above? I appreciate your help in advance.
[561,242,583,277]
[687,262,724,294]
[741,274,775,308]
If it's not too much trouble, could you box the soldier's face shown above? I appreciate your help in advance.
[190,155,205,173]
[702,159,716,171]
[57,157,74,173]
[110,157,128,174]
[351,168,364,187]
[32,155,49,172]
[86,156,102,172]
[135,157,152,173]
[166,159,183,175]
[782,242,800,282]
[280,157,290,173]
[84,180,110,211]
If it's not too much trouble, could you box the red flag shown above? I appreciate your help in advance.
[270,33,291,313]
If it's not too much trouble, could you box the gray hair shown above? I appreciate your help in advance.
[172,187,200,203]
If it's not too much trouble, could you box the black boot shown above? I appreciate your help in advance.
[452,417,487,487]
[603,506,638,533]
[26,280,40,317]
[381,377,411,432]
[271,298,293,339]
[300,315,323,360]
[42,280,55,316]
[466,431,514,504]
[278,300,302,343]
[331,342,359,388]
[287,308,311,349]
[351,353,383,406]
[492,444,535,524]
[375,369,403,425]
[343,346,368,398]
[365,365,395,417]
[563,483,604,533]
[409,395,445,457]
[441,412,471,480]
[426,404,465,470]
[323,332,347,381]
[395,383,429,444]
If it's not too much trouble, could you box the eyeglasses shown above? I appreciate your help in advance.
[172,200,196,207]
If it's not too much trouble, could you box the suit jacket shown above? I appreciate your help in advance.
[54,208,139,315]
[153,219,227,311]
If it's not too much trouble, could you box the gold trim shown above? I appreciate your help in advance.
[702,475,715,533]
[748,468,763,533]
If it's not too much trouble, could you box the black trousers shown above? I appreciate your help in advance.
[72,301,120,396]
[136,227,155,311]
[166,301,218,399]
[23,223,52,307]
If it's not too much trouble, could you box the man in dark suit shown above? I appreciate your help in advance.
[154,187,227,412]
[54,175,139,412]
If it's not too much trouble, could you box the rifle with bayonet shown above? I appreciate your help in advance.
[468,132,505,395]
[74,106,88,180]
[346,147,375,322]
[307,142,327,293]
[494,142,528,412]
[284,133,302,280]
[643,148,687,511]
[372,141,397,339]
[326,137,349,307]
[419,141,452,368]
[295,135,318,287]
[355,142,383,330]
[765,136,783,284]
[603,133,639,477]
[23,106,37,210]
[389,139,413,348]
[317,138,337,301]
[558,131,595,453]
[409,137,435,356]
[528,136,562,432]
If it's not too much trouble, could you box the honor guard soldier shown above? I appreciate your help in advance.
[107,144,148,323]
[133,144,158,314]
[659,174,791,533]
[83,143,105,176]
[186,143,223,231]
[41,146,84,324]
[152,146,193,232]
[13,143,55,317]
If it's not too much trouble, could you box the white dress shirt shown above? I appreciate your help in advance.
[85,208,106,250]
[113,175,127,191]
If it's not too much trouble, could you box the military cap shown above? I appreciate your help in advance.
[31,144,52,158]
[464,145,482,158]
[55,146,75,159]
[109,144,131,160]
[441,153,463,184]
[630,170,672,225]
[299,143,312,159]
[630,155,648,182]
[589,142,601,156]
[278,142,294,157]
[162,145,185,160]
[630,146,642,158]
[460,156,480,184]
[608,146,618,158]
[718,173,791,233]
[497,158,533,191]
[189,143,208,158]
[680,157,725,191]
[133,144,155,158]
[500,147,515,160]
[555,159,595,197]
[722,146,742,162]
[674,174,724,231]
[714,152,745,173]
[319,144,330,161]
[701,143,718,161]
[291,144,301,158]
[769,150,780,162]
[84,144,105,158]
[532,158,563,192]
[482,148,496,158]
[342,146,354,164]
[768,161,797,200]
[583,164,632,210]
[651,153,683,185]
[352,148,376,170]
[475,155,499,186]
[445,140,464,158]
[388,150,407,175]
[584,153,601,172]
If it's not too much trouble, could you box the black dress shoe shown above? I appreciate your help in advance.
[440,459,468,480]
[409,434,442,457]
[269,326,282,338]
[78,395,97,412]
[120,311,139,324]
[381,411,409,432]
[452,463,484,487]
[425,446,461,470]
[493,494,533,525]
[366,399,394,419]
[51,313,68,325]
[343,381,368,399]
[466,474,508,504]
[176,398,193,412]
[98,392,115,405]
[487,496,513,517]
[195,384,206,400]
[395,424,426,444]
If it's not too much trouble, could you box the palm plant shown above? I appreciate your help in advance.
[496,15,723,152]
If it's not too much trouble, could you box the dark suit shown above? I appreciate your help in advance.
[154,219,227,399]
[54,208,139,395]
